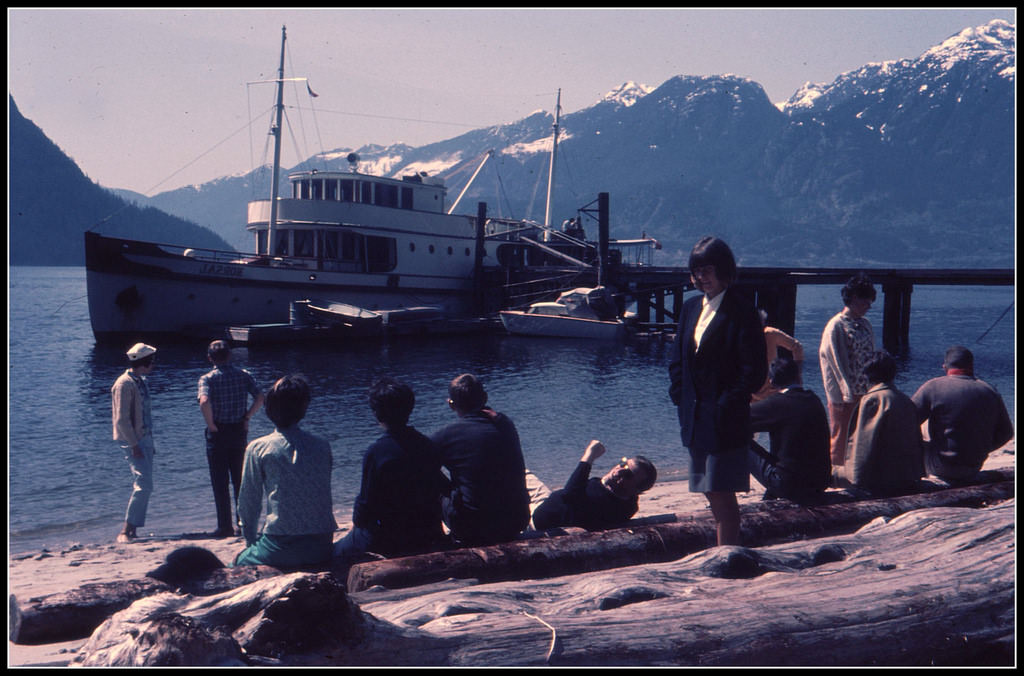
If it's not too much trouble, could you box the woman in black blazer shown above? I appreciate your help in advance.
[669,237,766,545]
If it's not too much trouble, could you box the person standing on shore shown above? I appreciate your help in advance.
[819,273,877,467]
[911,346,1013,484]
[669,236,766,546]
[197,340,264,538]
[235,375,336,569]
[112,343,158,543]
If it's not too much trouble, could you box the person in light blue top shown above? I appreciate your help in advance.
[234,374,336,569]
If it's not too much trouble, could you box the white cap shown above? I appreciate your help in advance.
[127,343,157,362]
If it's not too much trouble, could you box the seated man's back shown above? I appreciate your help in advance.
[833,352,924,495]
[433,408,530,545]
[352,426,444,557]
[912,346,1013,482]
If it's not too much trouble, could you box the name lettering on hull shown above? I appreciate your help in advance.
[199,263,244,278]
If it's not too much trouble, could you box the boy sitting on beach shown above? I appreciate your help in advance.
[234,375,337,569]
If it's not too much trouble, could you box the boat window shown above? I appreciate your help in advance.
[401,186,414,210]
[340,179,355,202]
[325,179,338,201]
[366,236,397,273]
[375,183,399,208]
[299,180,310,200]
[274,229,290,256]
[361,181,373,204]
[311,180,322,200]
[257,230,268,255]
[294,230,314,257]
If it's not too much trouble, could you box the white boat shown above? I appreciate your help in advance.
[84,28,661,344]
[499,286,628,340]
[303,299,383,330]
[84,27,515,344]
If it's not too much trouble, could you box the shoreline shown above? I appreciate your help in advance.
[8,441,1014,667]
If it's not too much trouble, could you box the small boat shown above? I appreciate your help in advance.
[304,299,383,330]
[499,286,627,340]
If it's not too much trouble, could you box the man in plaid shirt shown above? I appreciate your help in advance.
[198,340,264,537]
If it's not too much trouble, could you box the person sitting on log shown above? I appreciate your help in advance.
[531,440,657,532]
[832,351,925,496]
[431,373,531,546]
[234,375,337,569]
[748,356,831,504]
[334,377,447,563]
[911,346,1013,484]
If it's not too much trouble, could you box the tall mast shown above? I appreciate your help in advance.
[543,88,561,228]
[267,25,287,255]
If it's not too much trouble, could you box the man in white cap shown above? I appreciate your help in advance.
[112,342,157,542]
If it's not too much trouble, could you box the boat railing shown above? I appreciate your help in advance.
[157,241,318,269]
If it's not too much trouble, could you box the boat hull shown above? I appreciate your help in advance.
[85,232,477,343]
[499,310,627,340]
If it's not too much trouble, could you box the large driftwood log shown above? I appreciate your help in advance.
[71,572,454,667]
[9,550,283,645]
[347,478,1013,592]
[356,500,1015,666]
[71,500,1015,666]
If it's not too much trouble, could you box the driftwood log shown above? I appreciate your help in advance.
[9,549,284,645]
[70,572,454,667]
[346,477,1013,592]
[356,500,1016,666]
[70,500,1015,666]
[11,472,1012,647]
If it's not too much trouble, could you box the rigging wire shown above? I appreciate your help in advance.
[975,301,1014,344]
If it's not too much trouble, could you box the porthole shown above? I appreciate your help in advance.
[409,242,416,252]
[429,244,435,254]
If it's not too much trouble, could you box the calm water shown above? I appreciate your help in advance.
[8,267,1015,554]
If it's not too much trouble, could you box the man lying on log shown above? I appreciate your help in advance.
[531,440,657,531]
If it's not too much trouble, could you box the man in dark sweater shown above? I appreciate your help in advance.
[911,346,1013,483]
[431,373,531,546]
[532,440,657,531]
[748,356,832,504]
[334,377,446,563]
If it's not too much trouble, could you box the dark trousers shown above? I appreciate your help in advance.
[206,422,247,531]
[748,441,824,505]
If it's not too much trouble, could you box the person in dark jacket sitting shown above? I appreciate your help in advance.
[431,373,531,546]
[334,377,446,563]
[748,356,832,504]
[532,440,657,531]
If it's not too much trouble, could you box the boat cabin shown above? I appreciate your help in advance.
[246,170,455,271]
[287,170,447,213]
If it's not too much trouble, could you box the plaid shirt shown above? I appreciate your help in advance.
[197,364,261,423]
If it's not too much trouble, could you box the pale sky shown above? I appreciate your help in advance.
[8,7,1016,196]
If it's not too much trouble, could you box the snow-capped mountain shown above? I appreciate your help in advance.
[85,20,1018,267]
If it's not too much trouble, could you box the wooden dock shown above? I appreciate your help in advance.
[488,193,1013,354]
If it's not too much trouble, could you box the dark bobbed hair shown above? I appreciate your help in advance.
[841,272,877,305]
[264,374,311,428]
[369,377,415,427]
[448,373,488,413]
[768,356,800,388]
[863,351,897,385]
[943,345,974,371]
[207,339,231,363]
[633,455,657,493]
[689,236,738,285]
